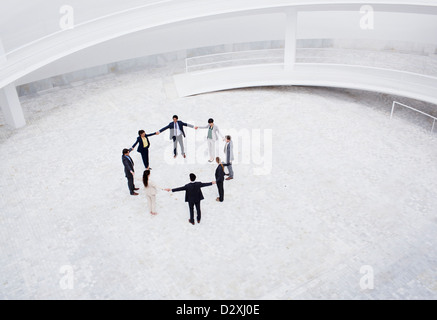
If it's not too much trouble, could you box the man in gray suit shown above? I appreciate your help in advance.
[224,135,234,180]
[157,115,196,158]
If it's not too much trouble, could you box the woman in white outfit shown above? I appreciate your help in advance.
[142,170,162,215]
[199,118,224,162]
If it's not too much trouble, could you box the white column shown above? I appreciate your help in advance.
[0,39,6,64]
[0,84,26,129]
[284,9,298,71]
[0,37,25,129]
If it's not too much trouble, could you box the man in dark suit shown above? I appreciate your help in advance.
[130,130,156,170]
[122,148,139,196]
[215,157,229,202]
[165,173,215,225]
[156,115,197,158]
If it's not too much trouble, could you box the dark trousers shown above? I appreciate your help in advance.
[188,201,201,222]
[127,175,135,194]
[217,181,224,202]
[140,149,150,169]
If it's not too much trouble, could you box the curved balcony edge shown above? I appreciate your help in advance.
[173,63,437,105]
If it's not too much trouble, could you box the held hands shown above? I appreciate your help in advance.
[164,188,171,192]
[156,131,160,135]
[194,127,198,130]
[212,181,216,185]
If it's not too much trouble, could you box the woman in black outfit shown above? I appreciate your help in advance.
[130,129,156,170]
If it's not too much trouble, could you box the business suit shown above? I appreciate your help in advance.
[224,140,234,179]
[145,180,160,213]
[122,155,136,195]
[172,181,213,224]
[130,132,156,169]
[159,120,194,156]
[199,124,223,160]
[215,164,226,202]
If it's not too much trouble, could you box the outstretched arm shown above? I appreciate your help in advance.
[130,138,140,151]
[216,126,224,140]
[150,181,163,190]
[159,124,170,134]
[200,182,214,188]
[182,122,195,129]
[146,132,157,137]
[171,186,187,193]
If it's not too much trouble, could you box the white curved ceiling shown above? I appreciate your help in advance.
[1,0,437,89]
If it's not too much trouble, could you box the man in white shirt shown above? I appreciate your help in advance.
[198,118,224,162]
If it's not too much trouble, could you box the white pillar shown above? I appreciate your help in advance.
[0,40,6,64]
[284,9,298,71]
[0,84,26,129]
[0,37,25,129]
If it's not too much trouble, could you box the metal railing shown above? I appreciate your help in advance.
[390,101,437,133]
[184,47,437,77]
[185,48,284,72]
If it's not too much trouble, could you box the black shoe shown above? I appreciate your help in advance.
[197,219,201,224]
[188,219,195,225]
[134,188,139,191]
[131,192,139,196]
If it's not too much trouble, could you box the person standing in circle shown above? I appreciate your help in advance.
[122,148,139,196]
[165,173,215,225]
[199,118,224,163]
[224,135,234,180]
[157,115,196,159]
[130,130,156,170]
[215,157,227,202]
[143,170,162,215]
